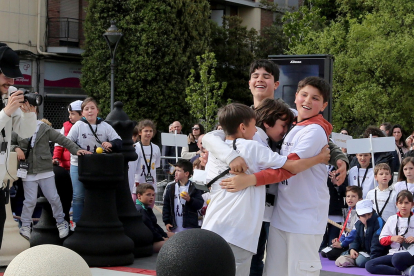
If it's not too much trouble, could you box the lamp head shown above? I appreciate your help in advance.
[103,20,123,47]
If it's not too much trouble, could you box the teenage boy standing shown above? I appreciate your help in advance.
[262,77,333,276]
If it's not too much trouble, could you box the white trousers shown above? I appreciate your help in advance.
[21,176,65,227]
[229,243,254,276]
[264,226,323,276]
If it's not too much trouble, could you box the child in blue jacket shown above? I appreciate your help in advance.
[336,199,387,267]
[321,186,361,260]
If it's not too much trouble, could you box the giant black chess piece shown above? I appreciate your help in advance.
[156,229,236,276]
[63,153,134,266]
[106,101,153,257]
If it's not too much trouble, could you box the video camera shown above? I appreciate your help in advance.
[10,88,43,106]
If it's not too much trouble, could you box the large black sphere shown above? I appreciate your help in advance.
[156,229,235,276]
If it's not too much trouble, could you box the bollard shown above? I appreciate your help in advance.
[156,229,236,276]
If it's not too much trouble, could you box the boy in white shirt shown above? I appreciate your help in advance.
[202,102,330,276]
[366,163,397,221]
[348,153,375,199]
[129,120,161,202]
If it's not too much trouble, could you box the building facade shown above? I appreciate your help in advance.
[0,0,87,127]
[0,0,300,126]
[209,0,300,30]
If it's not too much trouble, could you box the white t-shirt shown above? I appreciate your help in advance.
[66,120,121,166]
[128,153,139,194]
[394,181,414,195]
[348,166,375,199]
[202,128,279,222]
[134,142,161,192]
[272,124,329,235]
[380,214,414,255]
[173,182,190,233]
[366,186,397,222]
[202,138,287,253]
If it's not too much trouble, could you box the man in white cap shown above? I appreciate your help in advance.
[0,43,37,248]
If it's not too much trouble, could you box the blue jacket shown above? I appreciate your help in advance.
[349,212,388,259]
[162,180,203,229]
[339,229,357,248]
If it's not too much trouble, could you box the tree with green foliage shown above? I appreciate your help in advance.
[210,16,256,106]
[81,0,210,131]
[286,0,414,136]
[185,52,227,132]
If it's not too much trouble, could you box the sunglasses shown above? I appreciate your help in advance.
[192,127,200,130]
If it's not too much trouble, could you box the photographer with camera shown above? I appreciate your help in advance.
[0,43,37,249]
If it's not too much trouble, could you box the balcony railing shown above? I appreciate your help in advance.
[47,17,84,47]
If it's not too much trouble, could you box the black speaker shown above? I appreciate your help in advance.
[268,54,334,122]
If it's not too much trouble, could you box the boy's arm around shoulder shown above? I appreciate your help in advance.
[203,131,240,166]
[253,126,331,186]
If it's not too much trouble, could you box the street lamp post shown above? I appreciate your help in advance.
[103,20,123,111]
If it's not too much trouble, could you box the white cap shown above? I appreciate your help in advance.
[69,100,82,111]
[356,199,373,216]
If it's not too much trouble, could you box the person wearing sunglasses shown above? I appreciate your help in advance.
[181,124,205,160]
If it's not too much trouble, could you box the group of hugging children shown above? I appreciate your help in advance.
[15,58,414,276]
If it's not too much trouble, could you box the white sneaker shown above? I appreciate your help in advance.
[57,220,69,238]
[19,226,31,240]
[70,221,76,231]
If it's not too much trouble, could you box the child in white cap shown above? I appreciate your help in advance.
[52,100,83,170]
[335,199,387,268]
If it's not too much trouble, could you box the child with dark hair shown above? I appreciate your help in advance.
[321,186,361,261]
[135,183,172,253]
[390,124,409,172]
[366,190,414,275]
[162,159,203,233]
[380,122,392,136]
[336,199,388,268]
[394,157,414,196]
